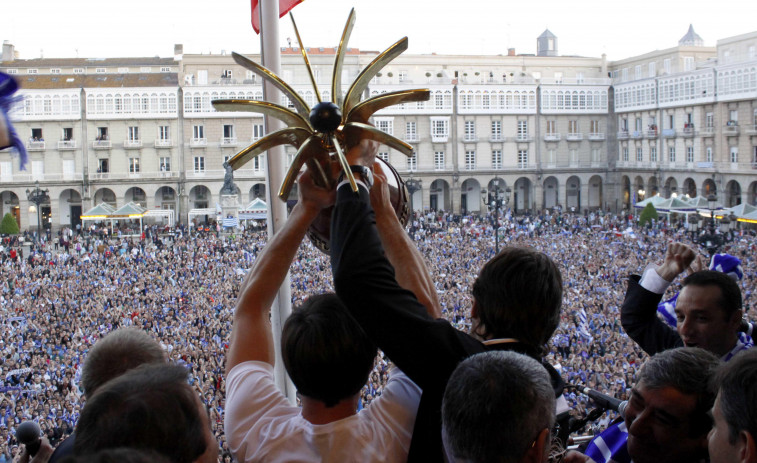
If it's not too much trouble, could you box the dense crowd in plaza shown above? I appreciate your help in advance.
[0,210,755,460]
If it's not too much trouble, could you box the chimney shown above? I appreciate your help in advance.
[508,48,516,56]
[174,44,183,61]
[2,41,14,62]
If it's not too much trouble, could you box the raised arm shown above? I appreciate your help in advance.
[226,169,334,374]
[371,165,441,319]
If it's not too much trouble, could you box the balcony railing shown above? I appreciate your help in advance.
[724,125,739,136]
[57,140,76,150]
[682,126,696,137]
[746,125,757,135]
[700,127,715,137]
[566,132,583,141]
[515,134,531,142]
[27,140,46,151]
[92,140,112,149]
[91,171,180,181]
[154,139,173,148]
[617,131,629,140]
[662,129,676,138]
[221,137,238,146]
[463,136,478,143]
[124,140,142,149]
[405,134,420,143]
[588,132,605,141]
[630,131,642,139]
[431,134,449,143]
[544,133,561,142]
[644,129,658,138]
[489,135,505,142]
[190,138,207,147]
[186,169,224,179]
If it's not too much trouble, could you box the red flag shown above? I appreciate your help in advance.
[251,0,304,34]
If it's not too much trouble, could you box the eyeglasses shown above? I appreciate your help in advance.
[531,426,567,463]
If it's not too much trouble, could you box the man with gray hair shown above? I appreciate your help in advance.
[442,351,556,463]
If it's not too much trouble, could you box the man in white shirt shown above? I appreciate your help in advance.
[225,166,439,462]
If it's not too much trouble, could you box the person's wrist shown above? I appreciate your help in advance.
[655,263,677,282]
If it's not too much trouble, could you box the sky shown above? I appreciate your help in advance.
[3,0,756,62]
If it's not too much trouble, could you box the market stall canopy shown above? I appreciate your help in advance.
[656,197,697,212]
[723,203,757,218]
[80,203,117,220]
[633,195,667,209]
[239,198,268,220]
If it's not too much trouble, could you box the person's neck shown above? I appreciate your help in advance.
[300,394,359,425]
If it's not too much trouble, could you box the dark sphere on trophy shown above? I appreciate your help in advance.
[309,102,342,133]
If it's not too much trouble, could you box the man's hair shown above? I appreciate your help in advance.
[471,247,562,351]
[682,270,742,317]
[712,349,757,444]
[74,364,209,463]
[442,351,555,463]
[281,293,377,407]
[639,347,720,437]
[60,448,171,463]
[81,328,165,396]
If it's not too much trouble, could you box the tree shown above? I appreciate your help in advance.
[0,213,19,235]
[638,203,659,227]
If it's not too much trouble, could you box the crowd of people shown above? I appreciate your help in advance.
[0,209,755,461]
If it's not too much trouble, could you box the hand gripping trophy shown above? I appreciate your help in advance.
[212,9,430,252]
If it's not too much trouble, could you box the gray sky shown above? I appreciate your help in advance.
[4,0,756,61]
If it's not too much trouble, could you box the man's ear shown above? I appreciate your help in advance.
[739,430,757,463]
[729,309,744,333]
[522,428,550,463]
[471,299,479,319]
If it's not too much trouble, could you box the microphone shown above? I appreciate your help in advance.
[16,421,41,456]
[579,387,629,417]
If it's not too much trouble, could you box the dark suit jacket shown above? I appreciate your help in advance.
[620,274,683,356]
[330,184,563,462]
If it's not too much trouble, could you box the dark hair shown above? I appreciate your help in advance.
[60,448,172,463]
[81,328,165,396]
[471,247,562,351]
[74,364,209,463]
[639,347,720,437]
[712,349,757,444]
[442,351,555,463]
[281,293,377,407]
[682,270,742,317]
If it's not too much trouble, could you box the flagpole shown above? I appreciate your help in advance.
[259,0,296,402]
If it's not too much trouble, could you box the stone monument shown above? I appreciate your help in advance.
[220,162,240,229]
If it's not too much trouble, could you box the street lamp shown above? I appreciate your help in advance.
[488,178,512,253]
[406,178,422,213]
[688,214,699,241]
[26,180,49,245]
[697,194,730,256]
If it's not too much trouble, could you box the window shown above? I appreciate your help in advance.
[664,59,671,74]
[97,127,109,140]
[730,147,738,163]
[706,146,713,163]
[705,112,714,129]
[622,147,629,162]
[6,69,17,74]
[252,123,264,141]
[570,149,578,165]
[375,118,393,135]
[405,122,417,141]
[546,120,556,134]
[729,110,738,124]
[590,120,600,134]
[193,125,205,140]
[223,124,234,139]
[27,69,38,74]
[491,120,502,140]
[650,147,657,162]
[97,159,109,173]
[591,148,600,163]
[398,70,408,83]
[31,128,43,140]
[517,150,528,168]
[430,117,449,141]
[160,67,171,72]
[129,157,140,173]
[127,126,139,141]
[140,67,151,72]
[159,126,169,141]
[668,114,675,129]
[516,120,528,140]
[407,151,417,171]
[95,68,106,74]
[547,149,556,165]
[684,57,694,72]
[73,68,84,74]
[222,69,233,79]
[636,147,643,162]
[568,120,578,134]
[464,150,476,170]
[491,150,502,169]
[648,62,656,77]
[635,65,642,80]
[62,128,73,141]
[50,68,61,74]
[434,151,445,170]
[464,121,476,141]
[159,156,171,172]
[669,146,676,162]
[635,118,642,132]
[194,156,205,172]
[620,118,628,131]
[686,146,694,163]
